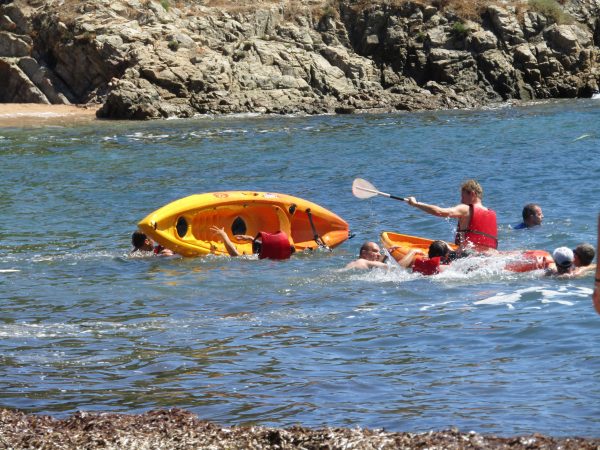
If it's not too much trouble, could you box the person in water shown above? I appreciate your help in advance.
[572,243,596,276]
[412,240,452,275]
[406,179,498,254]
[545,247,576,277]
[398,240,452,275]
[344,241,390,270]
[513,203,544,229]
[210,225,294,260]
[545,244,595,278]
[130,231,174,256]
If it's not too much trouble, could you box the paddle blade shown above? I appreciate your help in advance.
[352,178,378,199]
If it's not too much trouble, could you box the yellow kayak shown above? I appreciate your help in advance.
[380,231,552,272]
[138,191,349,257]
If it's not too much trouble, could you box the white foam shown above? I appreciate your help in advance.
[126,132,170,140]
[573,134,592,141]
[475,285,590,307]
[541,298,574,306]
[475,291,522,306]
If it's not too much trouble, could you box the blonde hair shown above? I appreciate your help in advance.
[461,179,483,199]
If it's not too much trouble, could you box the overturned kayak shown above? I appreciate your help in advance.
[380,231,553,273]
[138,191,349,257]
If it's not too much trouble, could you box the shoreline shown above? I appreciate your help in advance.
[0,103,100,127]
[1,408,599,449]
[0,98,597,129]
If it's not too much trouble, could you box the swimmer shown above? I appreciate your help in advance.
[545,247,575,277]
[344,241,390,270]
[512,203,543,229]
[130,231,173,256]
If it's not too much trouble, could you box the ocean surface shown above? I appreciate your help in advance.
[1,99,599,436]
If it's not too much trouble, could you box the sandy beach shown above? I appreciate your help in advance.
[0,103,100,127]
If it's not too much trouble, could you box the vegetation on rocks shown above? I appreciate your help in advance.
[527,0,573,24]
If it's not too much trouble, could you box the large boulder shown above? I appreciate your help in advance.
[0,30,31,56]
[0,58,48,102]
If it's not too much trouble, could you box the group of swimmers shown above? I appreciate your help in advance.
[344,179,596,279]
[130,179,600,314]
[130,178,597,279]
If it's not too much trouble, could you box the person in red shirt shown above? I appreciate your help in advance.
[211,225,294,260]
[410,240,452,276]
[406,179,497,254]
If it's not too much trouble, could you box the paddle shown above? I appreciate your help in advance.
[352,178,407,202]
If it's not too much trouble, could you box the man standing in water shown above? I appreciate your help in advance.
[406,179,498,254]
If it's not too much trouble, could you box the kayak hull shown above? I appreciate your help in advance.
[380,231,552,273]
[138,191,349,257]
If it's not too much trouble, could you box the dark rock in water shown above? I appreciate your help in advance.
[1,408,599,449]
[0,0,599,119]
[335,106,355,114]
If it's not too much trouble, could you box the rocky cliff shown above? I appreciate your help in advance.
[1,0,599,119]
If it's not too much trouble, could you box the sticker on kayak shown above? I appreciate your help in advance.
[213,193,229,198]
[263,193,279,199]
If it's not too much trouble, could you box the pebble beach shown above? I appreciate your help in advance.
[2,408,600,450]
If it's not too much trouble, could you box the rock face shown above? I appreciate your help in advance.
[1,0,599,119]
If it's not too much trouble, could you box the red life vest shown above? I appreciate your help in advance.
[455,204,498,251]
[413,256,442,275]
[256,231,292,260]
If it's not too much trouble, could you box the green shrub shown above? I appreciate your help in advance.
[451,21,469,39]
[160,0,170,11]
[528,0,573,24]
[168,39,179,51]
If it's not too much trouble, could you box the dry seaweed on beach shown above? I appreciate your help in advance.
[1,408,599,450]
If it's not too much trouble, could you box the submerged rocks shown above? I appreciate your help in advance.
[0,0,599,119]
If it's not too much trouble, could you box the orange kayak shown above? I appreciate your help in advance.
[380,231,553,273]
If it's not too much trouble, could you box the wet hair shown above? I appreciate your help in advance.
[359,241,377,255]
[428,240,450,258]
[131,231,147,249]
[522,203,540,221]
[461,179,483,199]
[574,243,595,266]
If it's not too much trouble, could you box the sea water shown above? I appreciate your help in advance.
[1,99,599,436]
